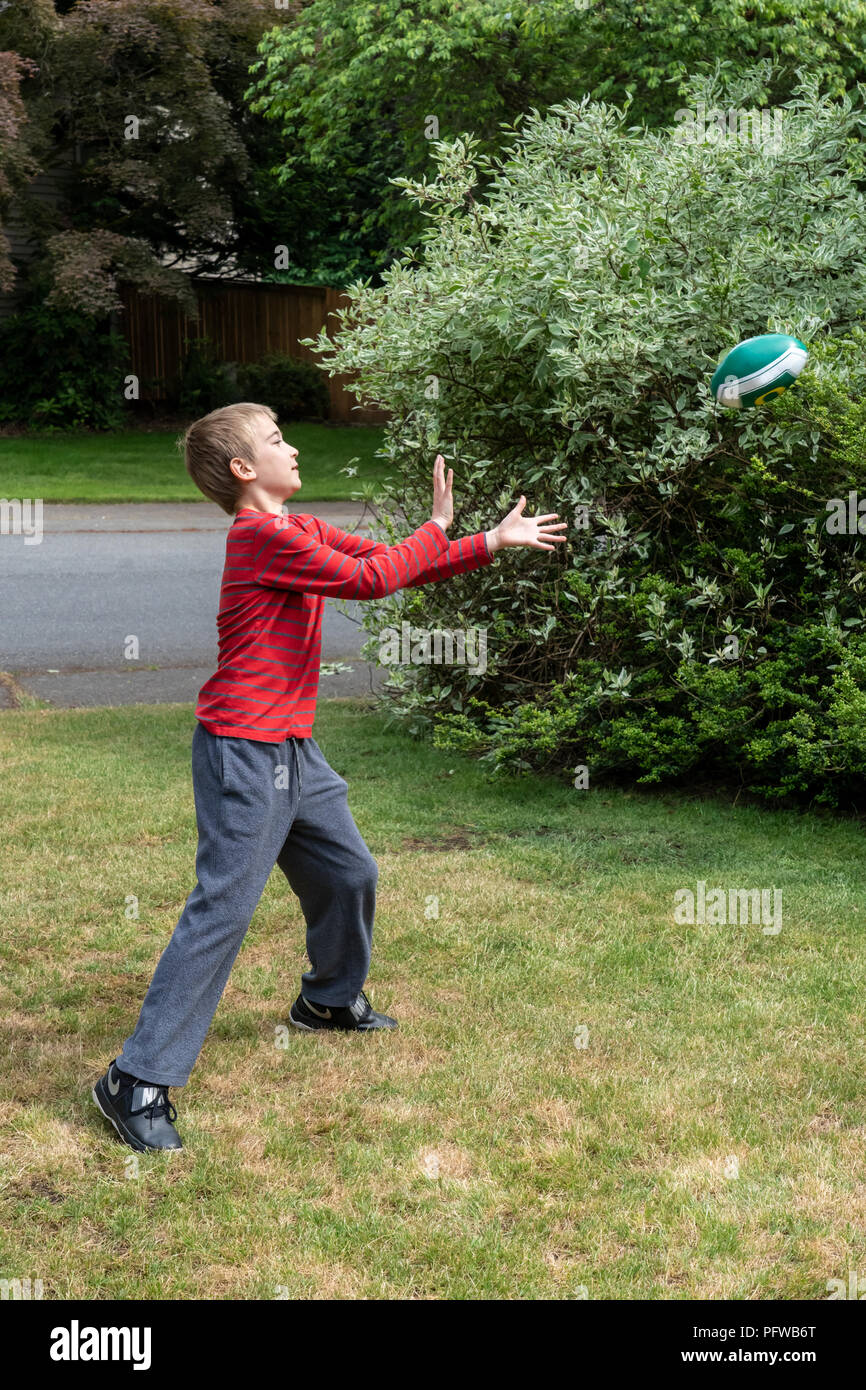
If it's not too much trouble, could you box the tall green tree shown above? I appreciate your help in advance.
[247,0,866,282]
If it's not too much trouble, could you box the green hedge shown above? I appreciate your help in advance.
[176,337,331,420]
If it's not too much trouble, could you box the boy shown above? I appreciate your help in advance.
[92,402,566,1152]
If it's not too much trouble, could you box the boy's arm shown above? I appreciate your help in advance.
[250,512,451,599]
[311,517,392,561]
[313,515,498,587]
[403,528,496,587]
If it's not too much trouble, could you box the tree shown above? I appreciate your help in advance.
[246,0,585,280]
[247,0,866,281]
[0,0,298,315]
[0,49,39,291]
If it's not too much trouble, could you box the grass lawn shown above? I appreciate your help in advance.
[1,698,864,1300]
[0,423,390,504]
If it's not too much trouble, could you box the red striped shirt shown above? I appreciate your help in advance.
[195,507,495,741]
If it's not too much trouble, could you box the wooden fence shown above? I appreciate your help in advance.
[117,278,389,424]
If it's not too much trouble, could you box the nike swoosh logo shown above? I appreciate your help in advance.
[304,999,332,1019]
[107,1067,120,1096]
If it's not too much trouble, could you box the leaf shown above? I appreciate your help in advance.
[515,324,543,350]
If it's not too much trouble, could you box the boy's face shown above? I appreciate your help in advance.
[230,413,300,514]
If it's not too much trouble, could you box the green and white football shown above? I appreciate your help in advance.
[711,333,809,409]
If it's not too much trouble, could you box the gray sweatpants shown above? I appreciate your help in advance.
[116,722,379,1087]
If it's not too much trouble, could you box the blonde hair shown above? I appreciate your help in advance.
[180,402,277,515]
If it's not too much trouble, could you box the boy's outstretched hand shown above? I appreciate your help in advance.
[428,454,567,554]
[430,454,453,532]
[486,495,568,553]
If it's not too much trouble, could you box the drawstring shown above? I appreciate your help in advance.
[281,737,302,801]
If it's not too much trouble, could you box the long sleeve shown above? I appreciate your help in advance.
[311,517,392,561]
[313,516,496,589]
[250,512,450,599]
[403,529,494,587]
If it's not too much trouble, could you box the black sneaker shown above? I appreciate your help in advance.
[289,989,398,1032]
[92,1060,183,1153]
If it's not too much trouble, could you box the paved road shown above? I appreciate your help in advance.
[0,502,390,710]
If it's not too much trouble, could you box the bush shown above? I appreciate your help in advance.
[175,343,330,421]
[0,288,130,429]
[236,352,330,421]
[177,336,237,415]
[305,66,866,808]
